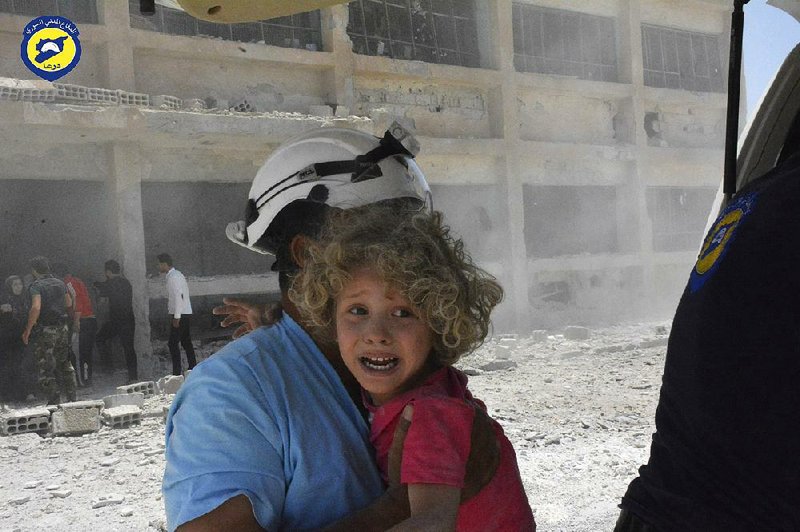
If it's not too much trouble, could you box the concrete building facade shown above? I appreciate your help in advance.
[0,0,729,377]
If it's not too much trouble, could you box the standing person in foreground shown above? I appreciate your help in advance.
[291,204,535,531]
[94,260,138,383]
[616,150,800,531]
[0,276,30,403]
[21,256,77,404]
[163,125,499,532]
[157,253,197,376]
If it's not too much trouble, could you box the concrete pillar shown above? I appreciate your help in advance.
[487,0,530,332]
[107,143,153,377]
[321,4,356,110]
[96,0,136,90]
[618,0,654,307]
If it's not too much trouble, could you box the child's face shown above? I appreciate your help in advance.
[335,268,434,406]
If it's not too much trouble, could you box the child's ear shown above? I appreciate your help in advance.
[289,234,310,269]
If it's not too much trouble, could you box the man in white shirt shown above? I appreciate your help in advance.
[158,253,197,376]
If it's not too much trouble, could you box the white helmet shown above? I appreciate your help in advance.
[226,123,432,255]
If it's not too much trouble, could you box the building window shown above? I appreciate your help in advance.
[128,1,323,51]
[647,187,717,252]
[523,185,619,258]
[347,0,480,67]
[0,0,98,24]
[512,4,617,82]
[642,24,724,93]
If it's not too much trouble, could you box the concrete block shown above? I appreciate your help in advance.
[53,83,88,102]
[117,90,150,107]
[0,85,19,100]
[638,337,669,349]
[104,392,145,409]
[102,406,141,429]
[308,104,333,117]
[495,344,512,360]
[51,406,101,436]
[479,360,518,372]
[564,326,591,340]
[86,87,119,104]
[117,381,155,397]
[152,94,181,110]
[18,87,56,102]
[161,375,184,395]
[334,105,350,117]
[1,407,51,436]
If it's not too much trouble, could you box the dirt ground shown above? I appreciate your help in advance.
[0,322,668,531]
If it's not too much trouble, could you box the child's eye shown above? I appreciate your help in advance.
[392,308,414,318]
[348,306,368,316]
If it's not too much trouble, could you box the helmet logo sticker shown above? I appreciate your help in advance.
[689,190,758,293]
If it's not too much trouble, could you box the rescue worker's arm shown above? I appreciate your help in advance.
[65,290,75,324]
[22,294,41,345]
[176,495,262,532]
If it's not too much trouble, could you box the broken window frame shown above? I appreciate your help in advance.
[646,186,718,252]
[512,4,618,83]
[346,0,480,68]
[641,24,725,93]
[127,0,324,52]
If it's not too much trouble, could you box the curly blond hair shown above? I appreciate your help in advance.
[289,203,503,366]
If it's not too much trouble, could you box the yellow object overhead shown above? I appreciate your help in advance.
[174,0,348,22]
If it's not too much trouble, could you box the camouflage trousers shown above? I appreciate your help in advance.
[32,324,76,403]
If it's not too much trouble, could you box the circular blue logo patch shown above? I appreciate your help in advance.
[689,191,758,293]
[20,16,81,81]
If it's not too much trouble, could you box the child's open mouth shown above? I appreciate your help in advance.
[360,356,399,371]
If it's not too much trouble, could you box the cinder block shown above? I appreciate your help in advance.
[116,381,155,398]
[18,87,56,102]
[102,406,142,429]
[0,85,19,101]
[117,90,150,107]
[334,105,350,117]
[51,404,101,436]
[1,407,51,436]
[161,375,184,395]
[564,326,591,340]
[86,87,119,104]
[152,94,181,110]
[104,392,145,409]
[53,83,87,102]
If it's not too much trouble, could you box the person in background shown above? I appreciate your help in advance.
[94,260,138,384]
[0,275,30,403]
[22,256,76,405]
[55,263,97,387]
[157,253,197,376]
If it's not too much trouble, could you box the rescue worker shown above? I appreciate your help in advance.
[21,256,77,405]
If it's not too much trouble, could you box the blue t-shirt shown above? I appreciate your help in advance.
[162,314,383,531]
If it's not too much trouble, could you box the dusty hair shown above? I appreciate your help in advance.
[289,203,503,366]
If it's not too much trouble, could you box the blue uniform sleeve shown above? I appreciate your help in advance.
[162,349,286,531]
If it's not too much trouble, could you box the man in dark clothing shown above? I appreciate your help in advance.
[94,260,138,383]
[616,151,800,531]
[21,256,77,404]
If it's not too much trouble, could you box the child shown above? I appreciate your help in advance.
[290,203,535,531]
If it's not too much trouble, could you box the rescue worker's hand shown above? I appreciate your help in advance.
[21,328,31,345]
[387,403,500,502]
[172,318,180,328]
[212,298,282,338]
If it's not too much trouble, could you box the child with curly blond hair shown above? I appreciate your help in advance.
[290,203,535,531]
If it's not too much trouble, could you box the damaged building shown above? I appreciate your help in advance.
[0,0,729,376]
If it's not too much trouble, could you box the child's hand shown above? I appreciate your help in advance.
[212,298,282,338]
[387,405,413,486]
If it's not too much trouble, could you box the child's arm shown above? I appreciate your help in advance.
[387,483,460,532]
